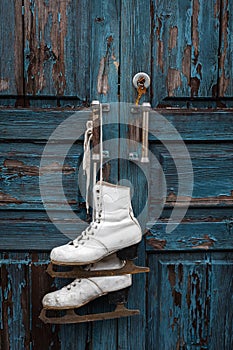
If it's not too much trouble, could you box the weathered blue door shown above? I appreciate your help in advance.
[0,1,233,349]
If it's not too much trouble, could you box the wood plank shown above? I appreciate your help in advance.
[0,253,30,350]
[1,109,233,141]
[149,143,233,202]
[118,103,148,349]
[148,110,233,141]
[218,0,233,97]
[24,0,90,104]
[0,149,83,209]
[120,0,151,104]
[0,0,24,98]
[119,241,147,350]
[30,252,61,350]
[151,0,191,106]
[90,0,120,103]
[208,252,233,348]
[0,109,90,140]
[90,298,118,350]
[151,0,220,106]
[147,252,212,349]
[146,221,233,251]
[0,221,88,250]
[190,0,220,98]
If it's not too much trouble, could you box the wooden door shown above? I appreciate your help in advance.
[0,1,233,349]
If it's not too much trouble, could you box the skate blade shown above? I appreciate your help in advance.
[47,260,150,278]
[39,304,139,324]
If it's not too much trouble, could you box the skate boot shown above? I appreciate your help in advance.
[39,254,139,324]
[50,181,142,265]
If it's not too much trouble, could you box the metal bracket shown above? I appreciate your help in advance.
[129,152,139,161]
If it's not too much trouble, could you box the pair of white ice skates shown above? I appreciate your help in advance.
[40,181,149,323]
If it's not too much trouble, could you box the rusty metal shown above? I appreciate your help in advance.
[39,304,140,324]
[47,260,150,279]
[135,85,147,105]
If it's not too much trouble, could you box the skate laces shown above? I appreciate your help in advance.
[74,103,103,248]
[72,188,103,247]
[66,279,81,290]
[83,120,93,213]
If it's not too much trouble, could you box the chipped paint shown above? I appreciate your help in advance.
[97,36,115,95]
[0,79,9,92]
[3,159,74,176]
[156,17,164,72]
[214,0,221,18]
[219,0,230,96]
[191,0,201,96]
[25,0,71,95]
[147,238,167,250]
[113,60,119,72]
[167,68,181,96]
[166,191,233,206]
[192,0,200,64]
[191,235,216,249]
[182,46,191,85]
[0,192,22,205]
[168,26,178,50]
[14,1,24,95]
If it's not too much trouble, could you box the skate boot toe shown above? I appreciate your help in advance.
[42,292,58,308]
[42,274,132,310]
[50,240,109,265]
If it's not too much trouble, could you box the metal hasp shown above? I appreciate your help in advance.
[141,102,151,163]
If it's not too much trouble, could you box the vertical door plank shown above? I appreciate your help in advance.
[190,0,220,98]
[120,0,151,104]
[30,252,61,350]
[219,0,233,97]
[0,253,30,350]
[151,0,191,106]
[90,0,120,103]
[148,253,212,349]
[0,0,24,102]
[209,253,233,348]
[118,104,148,350]
[118,242,147,350]
[151,0,220,106]
[91,303,118,350]
[24,0,90,105]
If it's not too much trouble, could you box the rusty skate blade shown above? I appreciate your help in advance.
[47,260,150,278]
[39,304,140,324]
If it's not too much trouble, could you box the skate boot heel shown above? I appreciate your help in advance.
[117,243,139,260]
[108,287,130,305]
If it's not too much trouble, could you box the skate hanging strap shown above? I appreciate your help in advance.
[83,120,93,213]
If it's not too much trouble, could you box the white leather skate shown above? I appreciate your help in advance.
[50,181,142,265]
[42,254,132,309]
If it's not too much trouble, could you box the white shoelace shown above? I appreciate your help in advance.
[75,103,104,248]
[83,120,93,213]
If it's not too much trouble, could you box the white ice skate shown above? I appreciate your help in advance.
[39,254,139,324]
[50,181,142,265]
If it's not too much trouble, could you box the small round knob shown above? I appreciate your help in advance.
[132,72,151,89]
